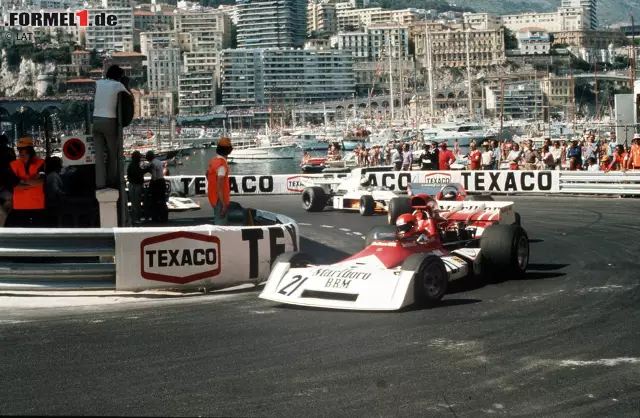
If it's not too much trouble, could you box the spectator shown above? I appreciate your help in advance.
[468,142,482,170]
[566,139,582,171]
[0,134,17,226]
[522,141,540,170]
[551,141,563,168]
[92,65,131,189]
[438,142,455,170]
[207,137,233,225]
[491,140,501,170]
[43,156,66,226]
[481,142,494,170]
[586,157,600,172]
[145,151,167,222]
[506,143,522,170]
[127,151,144,224]
[9,137,45,226]
[600,155,611,171]
[626,134,640,170]
[401,143,413,171]
[541,145,555,170]
[605,145,628,173]
[392,146,402,171]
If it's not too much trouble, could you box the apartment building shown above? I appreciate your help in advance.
[140,31,181,92]
[517,28,551,55]
[411,22,506,69]
[336,7,418,31]
[540,75,572,113]
[307,0,337,36]
[178,72,216,115]
[133,9,174,31]
[221,48,355,108]
[464,8,587,33]
[335,25,409,61]
[140,92,174,118]
[103,51,146,81]
[561,0,597,29]
[84,8,135,52]
[236,0,307,49]
[485,81,544,119]
[175,9,231,50]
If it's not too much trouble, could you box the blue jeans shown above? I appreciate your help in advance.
[213,200,228,226]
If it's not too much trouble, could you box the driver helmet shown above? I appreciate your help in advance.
[443,191,457,200]
[396,213,418,238]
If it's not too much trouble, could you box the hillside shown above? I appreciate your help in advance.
[382,0,638,26]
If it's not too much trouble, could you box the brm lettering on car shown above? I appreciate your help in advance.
[312,268,371,281]
[229,175,274,194]
[460,171,555,193]
[325,278,351,289]
[365,172,411,191]
[139,231,221,284]
[242,226,298,279]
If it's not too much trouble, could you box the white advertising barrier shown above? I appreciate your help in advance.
[163,170,560,197]
[114,214,300,291]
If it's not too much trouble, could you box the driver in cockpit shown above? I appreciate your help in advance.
[395,197,441,242]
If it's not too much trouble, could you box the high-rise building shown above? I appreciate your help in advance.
[140,31,181,92]
[335,24,409,61]
[236,0,307,49]
[178,72,216,115]
[561,0,597,29]
[221,48,355,108]
[84,8,134,52]
[307,0,337,36]
[175,9,231,50]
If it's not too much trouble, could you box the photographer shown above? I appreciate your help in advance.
[92,65,131,189]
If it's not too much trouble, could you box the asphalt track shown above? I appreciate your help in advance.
[0,195,639,417]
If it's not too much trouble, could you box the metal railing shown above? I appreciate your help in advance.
[0,228,116,290]
[558,171,640,195]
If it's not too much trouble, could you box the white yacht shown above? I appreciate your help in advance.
[227,134,298,162]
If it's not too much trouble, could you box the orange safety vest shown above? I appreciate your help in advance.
[10,157,45,210]
[629,145,640,168]
[207,156,230,207]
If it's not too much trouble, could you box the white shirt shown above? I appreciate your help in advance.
[149,158,164,180]
[588,164,601,172]
[93,79,129,118]
[481,150,493,165]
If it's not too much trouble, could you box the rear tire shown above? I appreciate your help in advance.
[388,196,412,225]
[271,251,315,269]
[480,224,529,281]
[359,195,375,216]
[466,194,494,201]
[513,212,521,226]
[402,254,448,307]
[364,225,397,247]
[302,187,328,212]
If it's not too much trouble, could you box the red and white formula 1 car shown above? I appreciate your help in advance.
[260,195,528,311]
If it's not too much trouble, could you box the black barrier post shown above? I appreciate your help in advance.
[116,95,130,227]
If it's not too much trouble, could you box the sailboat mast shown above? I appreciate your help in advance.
[388,34,394,122]
[499,78,504,143]
[594,63,599,120]
[425,24,435,127]
[570,67,576,133]
[465,27,473,118]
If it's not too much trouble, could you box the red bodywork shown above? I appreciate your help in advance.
[343,236,450,269]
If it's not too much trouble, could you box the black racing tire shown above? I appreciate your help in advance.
[364,225,397,247]
[359,195,375,216]
[402,254,449,307]
[271,251,315,269]
[466,194,494,201]
[387,196,412,225]
[513,212,521,226]
[480,224,529,281]
[301,186,328,212]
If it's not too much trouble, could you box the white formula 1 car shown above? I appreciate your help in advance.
[260,196,527,311]
[166,196,201,212]
[300,167,399,215]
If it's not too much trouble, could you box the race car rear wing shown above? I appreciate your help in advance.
[435,200,516,224]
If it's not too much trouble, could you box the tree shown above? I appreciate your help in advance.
[504,27,518,50]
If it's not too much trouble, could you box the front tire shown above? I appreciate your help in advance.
[388,196,412,225]
[480,224,529,280]
[359,195,375,216]
[301,187,328,212]
[403,254,448,307]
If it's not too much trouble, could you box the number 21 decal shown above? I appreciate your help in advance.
[278,275,308,296]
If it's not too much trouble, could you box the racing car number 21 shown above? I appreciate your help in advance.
[279,275,308,296]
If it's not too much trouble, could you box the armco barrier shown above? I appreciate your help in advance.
[0,209,299,291]
[165,170,640,197]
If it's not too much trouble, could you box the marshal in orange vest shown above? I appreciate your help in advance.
[207,156,230,207]
[10,155,45,210]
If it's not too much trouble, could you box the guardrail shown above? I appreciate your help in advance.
[0,207,299,291]
[161,170,640,197]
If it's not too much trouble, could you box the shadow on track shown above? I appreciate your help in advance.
[300,236,350,264]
